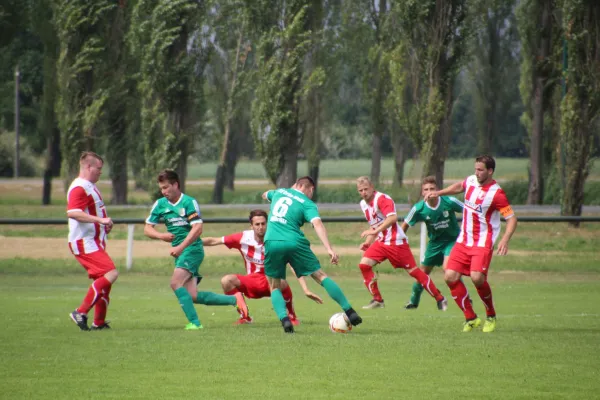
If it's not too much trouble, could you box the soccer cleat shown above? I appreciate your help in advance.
[90,321,111,330]
[281,317,295,333]
[483,316,496,333]
[289,315,301,326]
[404,302,418,310]
[234,292,250,320]
[185,323,203,330]
[234,316,253,325]
[362,299,385,309]
[344,308,363,326]
[462,317,482,332]
[69,310,90,331]
[437,297,448,311]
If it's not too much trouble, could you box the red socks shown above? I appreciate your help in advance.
[359,264,383,302]
[447,279,477,320]
[476,280,496,317]
[281,285,296,318]
[77,277,112,315]
[93,284,112,326]
[409,268,444,302]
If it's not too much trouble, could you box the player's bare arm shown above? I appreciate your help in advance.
[425,181,464,201]
[261,191,269,200]
[143,224,175,243]
[312,218,339,265]
[170,223,203,258]
[497,215,518,256]
[361,214,397,238]
[68,210,113,230]
[202,237,224,247]
[289,266,324,303]
[401,221,410,233]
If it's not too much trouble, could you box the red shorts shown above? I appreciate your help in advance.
[445,242,493,276]
[74,249,116,280]
[363,241,417,269]
[237,273,271,299]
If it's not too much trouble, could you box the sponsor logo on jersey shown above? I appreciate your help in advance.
[443,211,449,217]
[179,208,186,217]
[244,255,264,264]
[464,199,483,213]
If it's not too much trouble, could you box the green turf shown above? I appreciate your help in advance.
[1,264,599,399]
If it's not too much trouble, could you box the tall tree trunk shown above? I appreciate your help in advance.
[107,116,128,204]
[391,130,406,187]
[224,138,238,191]
[276,145,298,188]
[527,0,552,205]
[213,26,244,203]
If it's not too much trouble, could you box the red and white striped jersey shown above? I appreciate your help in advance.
[66,178,108,255]
[360,191,407,246]
[223,230,265,275]
[458,175,515,249]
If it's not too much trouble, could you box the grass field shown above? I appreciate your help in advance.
[2,204,600,399]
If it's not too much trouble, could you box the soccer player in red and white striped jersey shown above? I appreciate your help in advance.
[67,152,118,331]
[356,176,448,311]
[426,155,518,332]
[202,210,322,325]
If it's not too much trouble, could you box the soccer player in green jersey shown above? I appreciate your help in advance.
[262,176,363,333]
[144,169,249,330]
[401,176,466,310]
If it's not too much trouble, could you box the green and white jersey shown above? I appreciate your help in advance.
[264,188,320,243]
[146,193,203,247]
[404,196,463,243]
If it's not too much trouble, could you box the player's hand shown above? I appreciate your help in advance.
[170,245,184,258]
[328,249,339,265]
[497,240,509,255]
[360,229,377,239]
[359,241,371,251]
[424,191,439,201]
[100,217,113,234]
[161,233,175,243]
[305,291,324,304]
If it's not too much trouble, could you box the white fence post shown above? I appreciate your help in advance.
[126,224,135,270]
[419,222,427,264]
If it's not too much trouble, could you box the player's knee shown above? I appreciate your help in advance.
[221,275,235,290]
[311,269,327,284]
[444,270,459,285]
[471,273,485,287]
[105,269,119,283]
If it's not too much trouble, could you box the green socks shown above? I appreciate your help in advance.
[321,277,351,311]
[410,282,424,306]
[195,291,236,306]
[271,289,289,320]
[174,287,200,326]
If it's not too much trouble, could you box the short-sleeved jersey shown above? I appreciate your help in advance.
[360,191,407,245]
[223,230,265,275]
[145,193,203,247]
[459,175,515,249]
[67,177,108,255]
[264,188,320,243]
[404,196,464,243]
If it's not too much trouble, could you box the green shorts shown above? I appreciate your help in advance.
[422,240,455,267]
[174,244,204,279]
[264,240,321,279]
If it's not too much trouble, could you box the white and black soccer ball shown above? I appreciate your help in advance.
[329,312,352,334]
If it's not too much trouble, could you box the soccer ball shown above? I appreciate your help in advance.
[329,312,352,333]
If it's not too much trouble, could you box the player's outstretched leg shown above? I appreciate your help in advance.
[445,272,480,332]
[281,285,299,326]
[271,288,294,333]
[314,272,362,327]
[405,282,423,310]
[408,268,447,311]
[358,263,384,309]
[473,274,496,333]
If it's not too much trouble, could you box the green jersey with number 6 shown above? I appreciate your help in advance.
[404,196,463,242]
[145,194,203,247]
[265,188,320,243]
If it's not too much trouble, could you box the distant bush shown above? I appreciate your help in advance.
[502,179,600,205]
[0,131,39,177]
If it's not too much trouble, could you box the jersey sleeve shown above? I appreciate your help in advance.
[145,200,161,225]
[448,196,464,213]
[461,177,469,190]
[67,186,88,213]
[186,198,203,225]
[223,232,243,249]
[493,189,514,220]
[304,201,321,223]
[266,190,275,202]
[403,205,421,226]
[377,195,397,217]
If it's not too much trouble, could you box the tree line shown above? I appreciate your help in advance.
[0,0,599,217]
